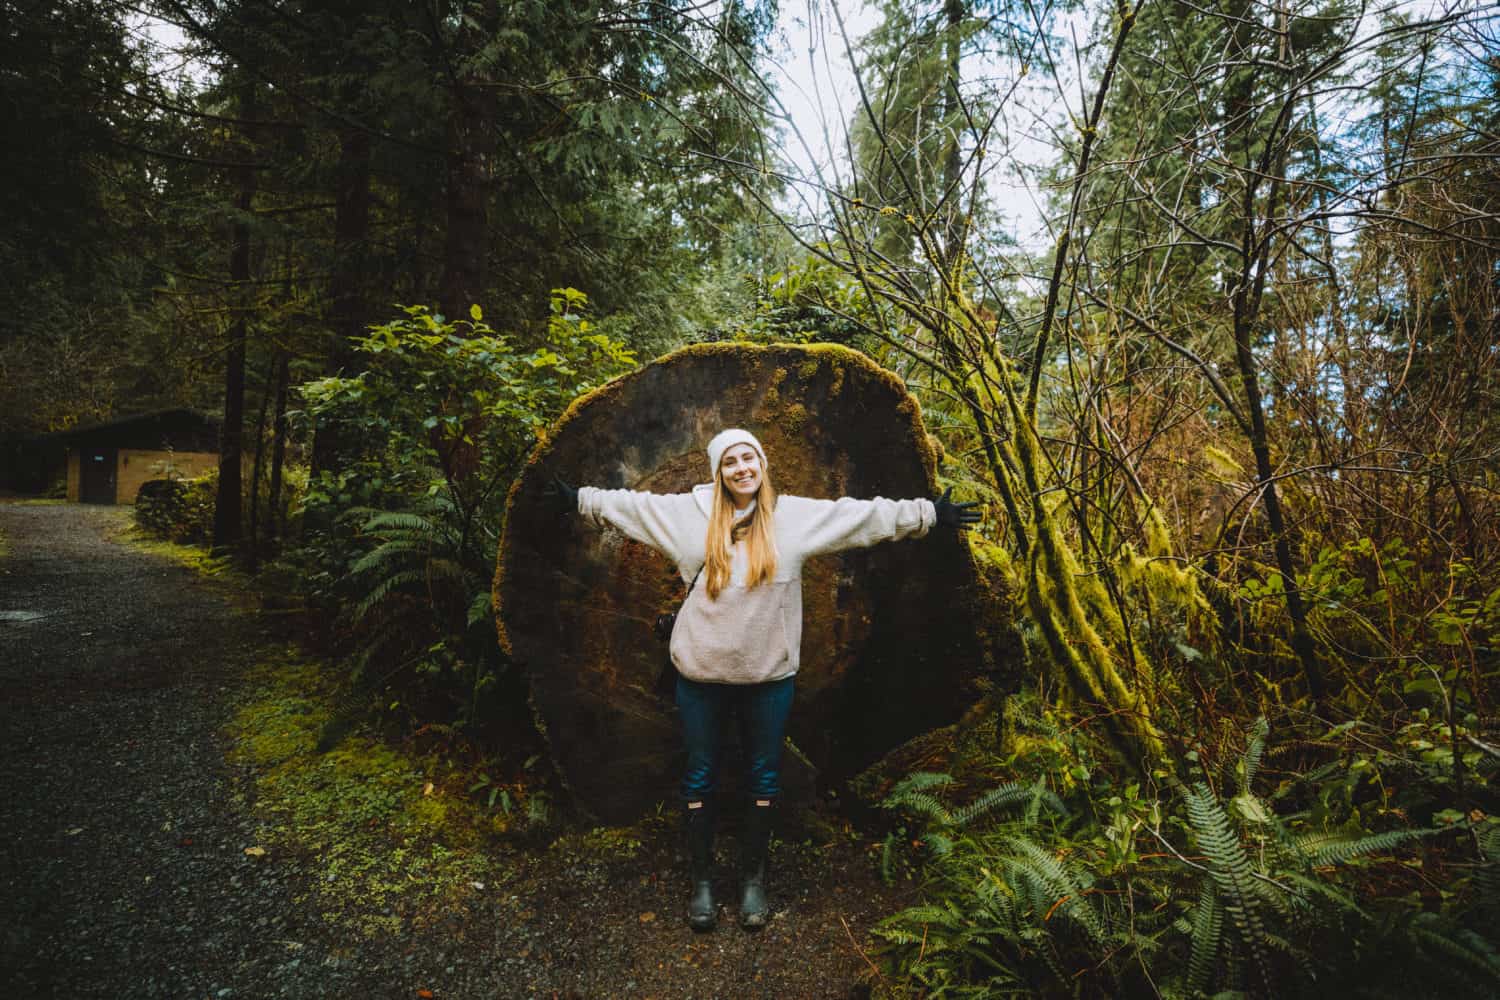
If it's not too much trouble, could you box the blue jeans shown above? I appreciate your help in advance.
[675,674,795,802]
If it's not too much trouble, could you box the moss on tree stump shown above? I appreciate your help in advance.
[495,343,991,823]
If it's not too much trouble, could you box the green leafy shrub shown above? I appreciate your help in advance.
[133,470,217,543]
[869,711,1497,998]
[1235,535,1500,714]
[289,291,637,743]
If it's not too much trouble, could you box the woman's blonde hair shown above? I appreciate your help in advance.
[704,460,778,599]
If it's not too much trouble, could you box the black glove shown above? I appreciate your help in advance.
[933,487,980,531]
[543,474,578,516]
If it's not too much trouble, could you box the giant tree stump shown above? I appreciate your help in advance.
[496,343,987,823]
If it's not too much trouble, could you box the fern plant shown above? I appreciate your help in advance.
[882,772,1068,831]
[321,491,504,744]
[879,772,1067,867]
[868,716,1479,999]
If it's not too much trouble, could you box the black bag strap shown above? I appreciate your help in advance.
[653,566,703,699]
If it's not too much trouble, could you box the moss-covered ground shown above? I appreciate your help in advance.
[115,523,238,576]
[111,522,520,937]
[225,649,518,940]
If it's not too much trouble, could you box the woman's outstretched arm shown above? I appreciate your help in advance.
[788,488,978,558]
[571,484,699,563]
[786,494,937,557]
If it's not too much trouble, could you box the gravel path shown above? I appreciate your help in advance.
[0,503,907,999]
[0,503,371,997]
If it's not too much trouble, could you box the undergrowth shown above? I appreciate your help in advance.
[865,693,1499,999]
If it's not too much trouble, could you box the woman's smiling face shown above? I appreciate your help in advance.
[719,443,763,508]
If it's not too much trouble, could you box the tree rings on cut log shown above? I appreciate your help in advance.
[495,343,984,823]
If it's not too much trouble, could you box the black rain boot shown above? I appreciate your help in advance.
[684,800,717,931]
[739,797,774,930]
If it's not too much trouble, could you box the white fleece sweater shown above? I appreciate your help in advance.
[577,484,936,684]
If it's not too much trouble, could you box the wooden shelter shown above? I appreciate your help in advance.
[56,409,220,505]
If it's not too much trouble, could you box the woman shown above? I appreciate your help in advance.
[550,428,977,931]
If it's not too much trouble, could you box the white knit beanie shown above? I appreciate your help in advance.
[706,428,766,478]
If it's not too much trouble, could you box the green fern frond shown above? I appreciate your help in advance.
[881,773,957,824]
[888,771,956,795]
[353,568,429,618]
[972,870,1016,929]
[350,539,432,575]
[1240,715,1269,795]
[892,903,963,927]
[1408,914,1500,987]
[1474,824,1500,915]
[875,903,968,950]
[1294,827,1432,868]
[421,556,470,582]
[952,782,1036,826]
[1183,783,1273,988]
[882,790,952,824]
[361,510,437,533]
[1185,881,1223,994]
[1001,835,1106,946]
[369,527,446,546]
[1479,823,1500,861]
[923,831,956,856]
[869,924,925,947]
[1260,927,1317,983]
[1277,871,1362,916]
[467,590,495,627]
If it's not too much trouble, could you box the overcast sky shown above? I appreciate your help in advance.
[769,0,1060,245]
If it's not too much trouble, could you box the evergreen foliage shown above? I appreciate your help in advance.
[287,290,636,739]
[870,712,1494,998]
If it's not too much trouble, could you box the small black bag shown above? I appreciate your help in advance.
[652,611,678,643]
[653,568,702,643]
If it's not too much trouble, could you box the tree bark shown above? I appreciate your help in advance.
[939,0,966,272]
[268,352,289,541]
[495,344,996,823]
[311,127,372,482]
[213,77,255,551]
[246,354,274,570]
[1223,0,1326,699]
[438,84,492,322]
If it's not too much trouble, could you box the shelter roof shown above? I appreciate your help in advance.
[46,409,221,447]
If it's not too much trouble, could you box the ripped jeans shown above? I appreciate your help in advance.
[675,674,794,802]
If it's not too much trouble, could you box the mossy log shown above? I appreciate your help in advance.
[495,343,994,823]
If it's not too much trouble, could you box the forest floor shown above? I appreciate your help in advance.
[0,502,915,1000]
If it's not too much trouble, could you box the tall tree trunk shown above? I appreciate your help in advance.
[268,352,289,542]
[311,127,372,482]
[246,354,275,571]
[213,77,255,551]
[1223,1,1326,699]
[1230,275,1325,699]
[939,0,966,274]
[439,85,491,321]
